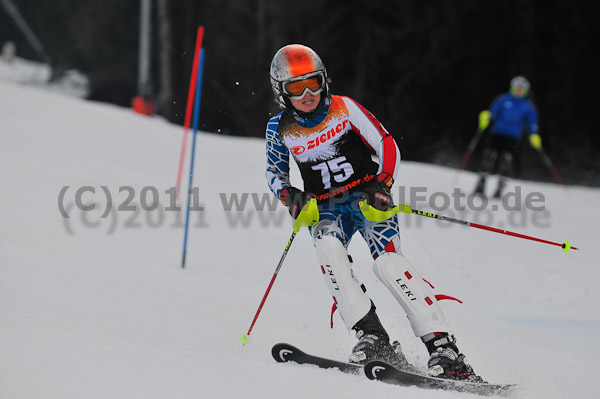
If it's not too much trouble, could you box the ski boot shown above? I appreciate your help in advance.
[425,333,485,382]
[493,179,506,199]
[349,305,404,366]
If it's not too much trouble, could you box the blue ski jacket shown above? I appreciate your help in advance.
[489,94,538,140]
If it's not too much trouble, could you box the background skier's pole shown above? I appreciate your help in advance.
[175,26,204,199]
[181,48,205,269]
[537,147,566,186]
[451,111,490,187]
[455,129,484,173]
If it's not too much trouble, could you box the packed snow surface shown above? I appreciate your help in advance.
[1,73,598,398]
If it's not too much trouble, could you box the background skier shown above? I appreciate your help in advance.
[474,76,542,197]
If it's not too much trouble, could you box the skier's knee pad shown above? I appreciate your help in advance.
[314,236,371,331]
[312,218,345,242]
[373,253,449,337]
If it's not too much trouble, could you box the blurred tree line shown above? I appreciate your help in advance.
[1,0,598,185]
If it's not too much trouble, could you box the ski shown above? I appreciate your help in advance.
[271,343,362,374]
[364,360,516,396]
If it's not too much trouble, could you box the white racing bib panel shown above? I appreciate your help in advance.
[373,253,449,337]
[270,95,399,201]
[315,235,371,331]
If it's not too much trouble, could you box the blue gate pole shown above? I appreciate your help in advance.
[181,48,205,269]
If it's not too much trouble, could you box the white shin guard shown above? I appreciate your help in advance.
[315,236,371,331]
[373,253,449,337]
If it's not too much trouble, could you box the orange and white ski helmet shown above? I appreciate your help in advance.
[270,44,330,111]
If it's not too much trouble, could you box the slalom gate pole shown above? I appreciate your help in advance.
[175,26,204,199]
[241,199,319,345]
[537,147,566,186]
[181,48,206,269]
[359,201,578,252]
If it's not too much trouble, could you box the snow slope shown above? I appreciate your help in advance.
[1,77,598,399]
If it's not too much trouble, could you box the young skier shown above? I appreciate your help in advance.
[474,76,541,197]
[265,44,482,381]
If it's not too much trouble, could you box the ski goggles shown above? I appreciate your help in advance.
[282,71,325,100]
[510,77,529,97]
[510,84,528,97]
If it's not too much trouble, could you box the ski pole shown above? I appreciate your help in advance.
[241,229,296,345]
[451,111,490,187]
[241,199,319,345]
[359,200,578,252]
[537,147,566,186]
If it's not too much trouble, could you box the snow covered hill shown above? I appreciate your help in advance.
[1,77,598,399]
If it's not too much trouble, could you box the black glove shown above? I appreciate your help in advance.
[280,187,314,219]
[363,173,394,211]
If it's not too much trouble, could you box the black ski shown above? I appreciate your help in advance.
[271,343,362,374]
[364,360,516,396]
